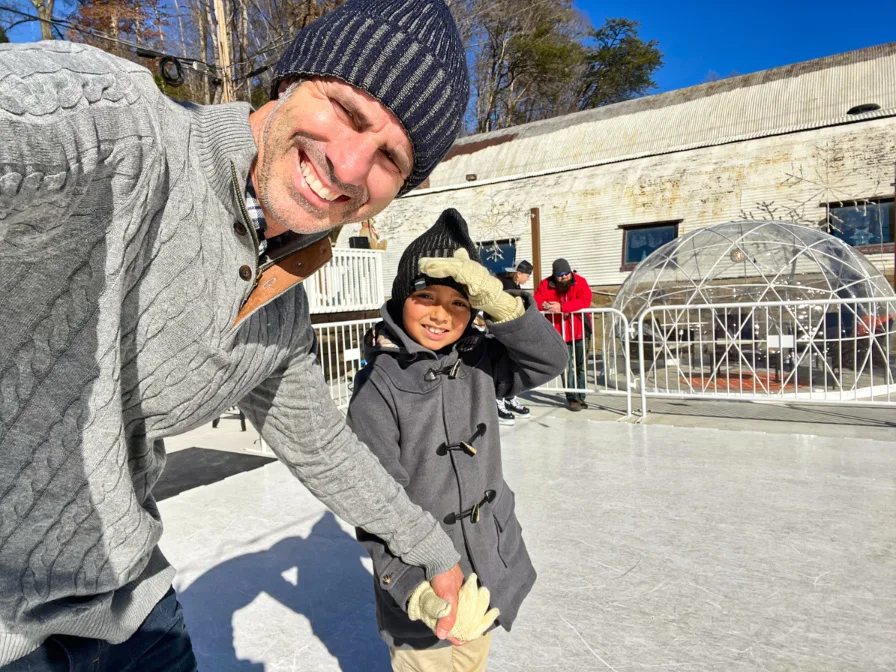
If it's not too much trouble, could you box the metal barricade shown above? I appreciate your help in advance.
[311,309,636,416]
[534,308,634,417]
[313,317,379,409]
[636,296,896,416]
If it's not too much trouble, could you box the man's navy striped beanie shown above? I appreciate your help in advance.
[270,0,470,196]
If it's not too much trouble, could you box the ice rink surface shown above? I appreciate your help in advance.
[159,403,896,671]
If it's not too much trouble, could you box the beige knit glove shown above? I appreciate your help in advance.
[407,574,500,641]
[447,573,501,641]
[419,249,525,323]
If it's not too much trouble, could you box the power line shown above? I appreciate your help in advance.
[0,4,309,85]
[0,5,220,78]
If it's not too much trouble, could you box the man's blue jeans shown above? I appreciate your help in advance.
[5,587,197,672]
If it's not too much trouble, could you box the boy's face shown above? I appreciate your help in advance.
[402,285,472,351]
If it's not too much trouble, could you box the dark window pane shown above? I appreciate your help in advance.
[829,201,893,247]
[624,225,677,264]
[477,241,516,275]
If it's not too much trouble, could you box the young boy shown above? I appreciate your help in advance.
[347,209,568,671]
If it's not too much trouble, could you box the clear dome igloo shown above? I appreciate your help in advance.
[614,220,893,317]
[610,221,895,399]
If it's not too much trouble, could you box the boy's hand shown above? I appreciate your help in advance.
[419,248,491,297]
[419,250,524,323]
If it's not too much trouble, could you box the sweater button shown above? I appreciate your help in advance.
[238,265,253,281]
[233,221,248,236]
[381,575,392,585]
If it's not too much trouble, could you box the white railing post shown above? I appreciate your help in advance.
[638,313,648,418]
[312,316,381,409]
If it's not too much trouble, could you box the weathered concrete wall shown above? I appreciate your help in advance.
[337,117,896,297]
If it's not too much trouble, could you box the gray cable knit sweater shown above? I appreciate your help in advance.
[0,41,458,664]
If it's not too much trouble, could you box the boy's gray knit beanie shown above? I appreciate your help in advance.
[270,0,470,196]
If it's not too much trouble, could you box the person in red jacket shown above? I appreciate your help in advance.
[534,259,593,411]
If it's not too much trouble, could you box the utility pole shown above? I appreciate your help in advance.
[530,208,542,284]
[212,0,234,102]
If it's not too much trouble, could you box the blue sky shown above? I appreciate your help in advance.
[577,0,896,93]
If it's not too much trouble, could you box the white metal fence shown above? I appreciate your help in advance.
[311,297,896,420]
[533,309,633,417]
[314,317,379,409]
[310,308,634,415]
[636,296,896,414]
[305,248,384,314]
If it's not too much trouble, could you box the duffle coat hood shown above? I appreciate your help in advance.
[347,294,568,650]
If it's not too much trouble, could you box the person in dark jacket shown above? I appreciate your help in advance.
[496,260,534,423]
[534,259,594,411]
[347,210,567,671]
[498,259,532,292]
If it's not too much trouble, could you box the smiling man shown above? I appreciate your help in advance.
[0,0,469,669]
[251,79,415,237]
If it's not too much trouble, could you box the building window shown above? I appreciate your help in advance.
[619,221,681,272]
[476,239,516,276]
[826,199,894,252]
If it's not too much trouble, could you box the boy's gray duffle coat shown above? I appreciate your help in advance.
[347,295,568,649]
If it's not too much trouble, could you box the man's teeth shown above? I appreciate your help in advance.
[300,157,341,202]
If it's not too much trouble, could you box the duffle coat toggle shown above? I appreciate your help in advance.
[437,423,486,456]
[424,358,463,381]
[443,489,496,525]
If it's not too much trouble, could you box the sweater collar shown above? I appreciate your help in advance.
[189,101,257,216]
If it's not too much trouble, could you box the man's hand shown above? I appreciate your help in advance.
[544,301,562,313]
[429,563,463,639]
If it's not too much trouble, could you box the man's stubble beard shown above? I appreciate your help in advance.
[256,108,365,235]
[257,126,332,235]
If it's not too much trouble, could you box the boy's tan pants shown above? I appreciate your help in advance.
[389,633,492,672]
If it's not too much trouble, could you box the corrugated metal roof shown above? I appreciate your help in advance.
[418,43,896,192]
